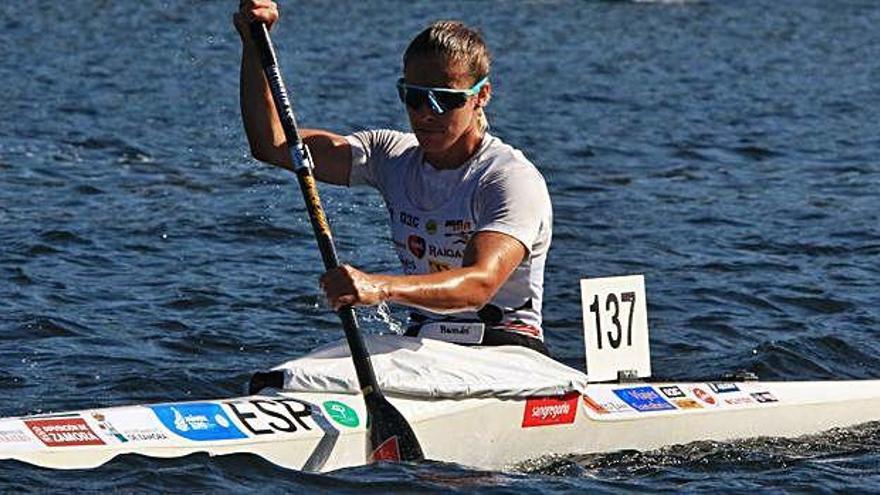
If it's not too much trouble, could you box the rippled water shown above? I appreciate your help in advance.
[2,0,879,492]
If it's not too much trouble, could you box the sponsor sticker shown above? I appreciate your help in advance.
[92,409,171,443]
[659,385,686,399]
[709,382,741,394]
[25,417,105,447]
[323,401,359,428]
[582,393,633,415]
[0,427,35,444]
[91,412,128,443]
[150,403,247,441]
[224,398,313,436]
[674,399,703,409]
[751,391,779,403]
[723,396,755,406]
[613,387,675,412]
[425,219,437,235]
[691,387,716,405]
[419,322,485,344]
[522,392,579,427]
[582,395,609,414]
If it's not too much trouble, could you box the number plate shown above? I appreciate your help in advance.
[580,275,651,382]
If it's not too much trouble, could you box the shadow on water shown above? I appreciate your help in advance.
[8,421,878,492]
[517,421,880,481]
[0,453,542,494]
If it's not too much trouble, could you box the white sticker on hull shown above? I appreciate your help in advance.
[0,421,40,451]
[87,407,173,445]
[583,382,783,420]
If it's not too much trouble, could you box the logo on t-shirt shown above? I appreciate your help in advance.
[399,211,419,228]
[407,235,426,259]
[444,219,472,245]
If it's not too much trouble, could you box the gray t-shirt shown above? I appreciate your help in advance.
[347,130,552,341]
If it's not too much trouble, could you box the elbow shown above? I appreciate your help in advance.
[247,140,272,163]
[248,145,266,162]
[248,143,289,169]
[460,278,497,311]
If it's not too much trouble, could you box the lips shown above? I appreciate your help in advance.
[414,127,444,135]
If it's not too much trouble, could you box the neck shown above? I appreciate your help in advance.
[424,130,485,170]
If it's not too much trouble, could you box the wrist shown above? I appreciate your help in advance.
[373,275,394,304]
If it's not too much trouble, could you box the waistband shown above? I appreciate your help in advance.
[406,313,548,356]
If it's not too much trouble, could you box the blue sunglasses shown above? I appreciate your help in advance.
[396,76,489,114]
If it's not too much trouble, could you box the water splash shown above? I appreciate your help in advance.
[358,302,405,335]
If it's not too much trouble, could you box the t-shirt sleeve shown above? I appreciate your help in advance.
[345,129,407,189]
[345,131,375,188]
[474,163,551,255]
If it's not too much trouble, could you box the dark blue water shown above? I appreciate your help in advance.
[2,0,879,492]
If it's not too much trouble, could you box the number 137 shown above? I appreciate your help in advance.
[589,292,636,349]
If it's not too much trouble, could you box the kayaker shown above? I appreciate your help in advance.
[235,1,553,355]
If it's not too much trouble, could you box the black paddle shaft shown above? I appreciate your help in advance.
[247,23,423,462]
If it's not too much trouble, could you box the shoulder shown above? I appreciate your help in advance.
[348,129,419,157]
[477,134,548,192]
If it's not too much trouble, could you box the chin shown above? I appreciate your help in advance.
[414,131,451,153]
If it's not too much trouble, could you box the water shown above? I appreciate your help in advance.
[1,0,879,492]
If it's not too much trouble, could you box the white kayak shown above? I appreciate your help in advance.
[3,335,880,472]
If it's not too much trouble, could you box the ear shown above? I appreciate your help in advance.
[475,81,492,108]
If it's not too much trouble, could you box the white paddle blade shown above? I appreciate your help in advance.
[580,274,651,382]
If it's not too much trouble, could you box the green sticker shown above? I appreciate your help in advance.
[426,219,437,235]
[323,401,360,428]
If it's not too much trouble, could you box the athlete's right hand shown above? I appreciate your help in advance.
[233,0,279,40]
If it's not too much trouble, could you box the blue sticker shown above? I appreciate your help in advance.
[613,387,675,412]
[150,403,247,441]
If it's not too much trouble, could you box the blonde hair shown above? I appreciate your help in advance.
[404,20,491,133]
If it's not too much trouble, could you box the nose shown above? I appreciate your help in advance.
[408,103,438,123]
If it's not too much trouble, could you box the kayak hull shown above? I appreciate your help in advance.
[3,379,880,472]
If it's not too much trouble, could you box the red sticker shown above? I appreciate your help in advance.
[582,395,609,414]
[692,387,716,405]
[370,436,400,462]
[522,392,579,427]
[25,417,105,447]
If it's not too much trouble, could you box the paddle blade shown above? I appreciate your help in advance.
[365,393,424,463]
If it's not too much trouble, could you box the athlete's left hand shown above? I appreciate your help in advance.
[320,265,387,310]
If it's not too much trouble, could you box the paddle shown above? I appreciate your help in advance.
[247,22,424,463]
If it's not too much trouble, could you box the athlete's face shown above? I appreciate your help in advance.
[402,55,490,166]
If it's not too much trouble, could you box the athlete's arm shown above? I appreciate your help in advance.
[320,231,526,313]
[235,0,352,185]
